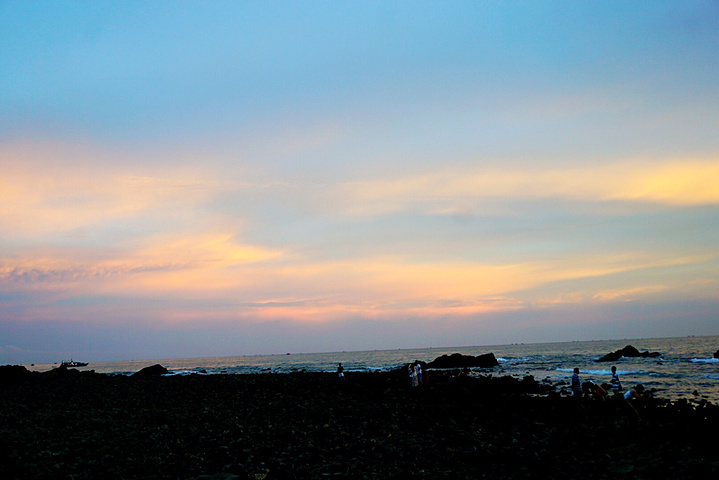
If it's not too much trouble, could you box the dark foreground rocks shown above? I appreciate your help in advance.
[1,368,718,480]
[0,365,32,385]
[714,349,719,359]
[596,345,662,362]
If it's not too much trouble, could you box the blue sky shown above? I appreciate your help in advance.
[1,1,718,363]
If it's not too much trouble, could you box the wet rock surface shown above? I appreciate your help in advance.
[1,368,717,479]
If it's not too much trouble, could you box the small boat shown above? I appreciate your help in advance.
[60,359,88,367]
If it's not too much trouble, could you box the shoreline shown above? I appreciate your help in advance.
[2,366,718,479]
[18,336,719,404]
[19,334,716,367]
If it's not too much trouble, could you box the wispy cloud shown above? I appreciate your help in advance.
[0,233,282,295]
[0,141,300,242]
[332,159,719,217]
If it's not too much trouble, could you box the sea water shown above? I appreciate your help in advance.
[28,335,719,402]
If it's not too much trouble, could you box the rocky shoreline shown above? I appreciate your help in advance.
[1,365,718,479]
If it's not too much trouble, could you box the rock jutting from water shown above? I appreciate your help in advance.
[426,352,499,369]
[131,364,169,377]
[596,344,661,362]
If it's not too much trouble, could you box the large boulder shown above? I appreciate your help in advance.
[596,345,661,362]
[714,350,719,359]
[427,352,499,369]
[42,365,97,379]
[132,364,169,377]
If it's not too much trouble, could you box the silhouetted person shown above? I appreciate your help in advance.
[410,363,419,387]
[337,363,344,380]
[621,384,645,423]
[586,380,608,400]
[610,365,622,393]
[571,368,582,399]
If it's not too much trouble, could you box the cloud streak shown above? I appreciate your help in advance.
[332,159,719,217]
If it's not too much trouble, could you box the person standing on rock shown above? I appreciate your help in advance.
[415,362,423,385]
[571,368,582,399]
[410,363,419,387]
[337,363,344,380]
[610,366,622,393]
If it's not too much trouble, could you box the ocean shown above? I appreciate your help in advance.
[28,335,719,402]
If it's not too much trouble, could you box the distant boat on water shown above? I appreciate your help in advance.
[60,359,88,367]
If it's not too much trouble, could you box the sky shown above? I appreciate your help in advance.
[1,1,718,364]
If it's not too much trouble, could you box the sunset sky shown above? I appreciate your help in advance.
[2,1,718,364]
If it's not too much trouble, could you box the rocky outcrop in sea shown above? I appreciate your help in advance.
[131,364,169,377]
[426,352,499,369]
[596,344,661,362]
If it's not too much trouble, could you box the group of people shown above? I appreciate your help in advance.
[571,365,622,398]
[408,361,423,387]
[571,365,646,422]
[571,365,642,399]
[337,361,426,388]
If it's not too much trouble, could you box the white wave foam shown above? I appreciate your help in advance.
[556,368,640,376]
[164,369,211,376]
[583,369,616,376]
[497,356,533,364]
[690,358,719,364]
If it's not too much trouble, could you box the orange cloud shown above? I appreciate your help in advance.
[0,233,282,295]
[161,252,714,322]
[608,161,719,205]
[0,142,239,237]
[3,140,716,326]
[332,159,719,216]
[2,241,714,325]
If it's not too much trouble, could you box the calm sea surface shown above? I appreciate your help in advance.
[28,335,719,402]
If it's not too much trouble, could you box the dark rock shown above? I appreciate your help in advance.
[714,350,719,359]
[43,364,73,377]
[0,370,717,479]
[132,364,169,377]
[426,352,499,369]
[596,345,662,362]
[43,365,98,378]
[597,351,622,362]
[0,365,32,385]
[190,474,244,480]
